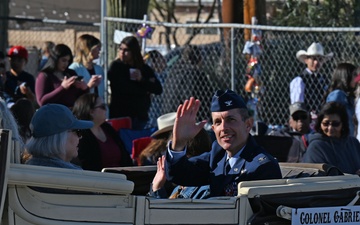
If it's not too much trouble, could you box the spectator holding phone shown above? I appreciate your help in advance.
[4,46,36,107]
[69,34,103,98]
[107,36,162,129]
[35,44,89,108]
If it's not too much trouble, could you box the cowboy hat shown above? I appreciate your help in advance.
[296,42,333,64]
[151,112,176,138]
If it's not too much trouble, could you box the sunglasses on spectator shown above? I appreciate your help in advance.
[94,103,107,110]
[292,114,308,121]
[307,56,323,61]
[321,121,341,128]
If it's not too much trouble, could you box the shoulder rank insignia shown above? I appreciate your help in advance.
[258,156,267,162]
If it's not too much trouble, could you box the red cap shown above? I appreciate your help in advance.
[7,46,28,60]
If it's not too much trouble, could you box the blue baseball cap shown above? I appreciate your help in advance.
[31,104,94,138]
[210,89,247,112]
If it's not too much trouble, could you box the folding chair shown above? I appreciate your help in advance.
[132,137,152,166]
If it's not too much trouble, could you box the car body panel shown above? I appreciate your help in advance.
[1,130,11,224]
[2,129,360,225]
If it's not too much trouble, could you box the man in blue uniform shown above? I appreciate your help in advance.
[165,89,282,197]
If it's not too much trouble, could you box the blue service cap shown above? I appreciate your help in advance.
[210,89,247,112]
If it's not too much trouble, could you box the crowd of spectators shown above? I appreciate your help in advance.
[2,39,360,199]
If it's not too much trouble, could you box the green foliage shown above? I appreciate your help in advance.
[272,0,356,27]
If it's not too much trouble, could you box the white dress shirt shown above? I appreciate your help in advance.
[290,68,313,104]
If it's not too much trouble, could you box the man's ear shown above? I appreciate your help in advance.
[246,117,254,131]
[289,117,295,128]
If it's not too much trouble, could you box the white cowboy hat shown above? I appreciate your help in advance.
[296,42,333,64]
[151,112,176,138]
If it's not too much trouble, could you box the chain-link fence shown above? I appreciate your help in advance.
[5,17,100,77]
[103,17,360,127]
[5,15,360,128]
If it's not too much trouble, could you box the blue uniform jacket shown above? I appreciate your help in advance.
[165,135,282,197]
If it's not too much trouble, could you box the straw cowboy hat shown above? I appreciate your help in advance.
[296,42,333,64]
[151,112,176,137]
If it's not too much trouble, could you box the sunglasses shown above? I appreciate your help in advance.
[70,129,82,138]
[94,103,106,110]
[321,121,341,128]
[307,56,323,61]
[292,114,308,121]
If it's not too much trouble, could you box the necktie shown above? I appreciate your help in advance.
[224,159,237,196]
[225,159,231,175]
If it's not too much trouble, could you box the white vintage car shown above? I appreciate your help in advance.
[1,129,360,225]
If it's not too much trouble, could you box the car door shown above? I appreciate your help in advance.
[0,130,11,221]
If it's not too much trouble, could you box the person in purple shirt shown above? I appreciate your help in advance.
[35,44,97,108]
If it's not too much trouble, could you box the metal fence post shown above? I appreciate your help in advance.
[101,0,109,107]
[231,27,235,91]
[141,14,148,55]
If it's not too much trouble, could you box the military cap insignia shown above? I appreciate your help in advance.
[225,100,232,106]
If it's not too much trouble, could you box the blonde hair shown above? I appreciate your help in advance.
[73,34,100,65]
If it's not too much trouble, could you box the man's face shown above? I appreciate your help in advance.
[289,111,310,134]
[9,56,26,72]
[211,108,252,154]
[304,56,323,72]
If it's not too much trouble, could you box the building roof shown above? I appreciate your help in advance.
[8,0,221,23]
[9,0,101,23]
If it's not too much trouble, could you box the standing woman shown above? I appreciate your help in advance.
[72,93,133,171]
[69,34,103,98]
[325,62,357,136]
[107,36,163,129]
[302,102,360,174]
[35,44,91,108]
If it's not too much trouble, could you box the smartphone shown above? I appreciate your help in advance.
[20,82,28,87]
[75,76,84,81]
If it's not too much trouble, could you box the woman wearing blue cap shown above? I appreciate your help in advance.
[24,104,94,169]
